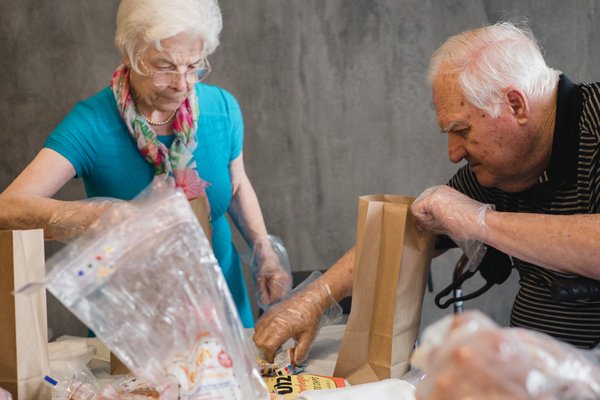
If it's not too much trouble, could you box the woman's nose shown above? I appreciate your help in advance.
[171,73,190,91]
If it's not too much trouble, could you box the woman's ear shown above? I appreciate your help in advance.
[122,54,132,68]
[506,88,529,125]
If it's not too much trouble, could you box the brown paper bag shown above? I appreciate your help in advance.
[110,352,130,375]
[334,195,434,384]
[0,230,51,399]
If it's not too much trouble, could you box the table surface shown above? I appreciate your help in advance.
[247,323,425,387]
[301,324,346,376]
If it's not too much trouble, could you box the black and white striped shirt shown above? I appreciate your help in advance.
[448,75,600,349]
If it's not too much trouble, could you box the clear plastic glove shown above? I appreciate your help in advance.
[253,275,341,365]
[411,185,493,271]
[250,235,293,310]
[411,311,600,400]
[47,198,137,242]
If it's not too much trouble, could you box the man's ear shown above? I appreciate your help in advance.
[506,88,529,125]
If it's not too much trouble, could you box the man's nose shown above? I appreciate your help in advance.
[447,134,467,163]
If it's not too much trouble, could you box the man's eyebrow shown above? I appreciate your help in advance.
[441,120,463,133]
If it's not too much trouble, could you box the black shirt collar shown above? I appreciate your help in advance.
[541,74,582,187]
[511,75,581,201]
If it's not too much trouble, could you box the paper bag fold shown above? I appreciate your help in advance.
[334,195,434,384]
[0,230,51,399]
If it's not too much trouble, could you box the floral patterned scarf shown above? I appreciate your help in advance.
[110,64,210,206]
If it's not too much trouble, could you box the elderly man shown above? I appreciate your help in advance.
[254,21,600,364]
[411,21,600,349]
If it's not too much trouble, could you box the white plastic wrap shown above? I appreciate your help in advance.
[411,310,600,399]
[45,184,269,399]
[46,338,100,399]
[297,379,415,400]
[0,388,12,400]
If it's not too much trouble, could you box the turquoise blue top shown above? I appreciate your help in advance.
[44,83,254,327]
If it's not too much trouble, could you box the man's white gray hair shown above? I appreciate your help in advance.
[428,21,560,118]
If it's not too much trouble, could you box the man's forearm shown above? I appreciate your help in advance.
[483,211,600,279]
[319,247,355,302]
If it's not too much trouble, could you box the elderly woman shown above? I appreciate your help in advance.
[0,0,289,328]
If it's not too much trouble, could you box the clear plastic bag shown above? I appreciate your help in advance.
[46,337,101,400]
[411,310,600,399]
[0,387,12,400]
[45,183,269,399]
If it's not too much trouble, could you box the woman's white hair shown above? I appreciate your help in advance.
[115,0,222,72]
[428,22,560,118]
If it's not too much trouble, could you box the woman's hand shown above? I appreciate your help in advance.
[47,199,136,241]
[251,235,293,308]
[255,257,293,307]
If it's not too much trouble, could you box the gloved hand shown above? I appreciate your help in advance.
[250,235,293,310]
[253,277,339,364]
[411,311,600,400]
[47,198,136,242]
[411,185,494,271]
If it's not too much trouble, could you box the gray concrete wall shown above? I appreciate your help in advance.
[1,0,598,338]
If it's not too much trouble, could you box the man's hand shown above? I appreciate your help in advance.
[411,185,493,270]
[253,280,332,364]
[412,311,600,400]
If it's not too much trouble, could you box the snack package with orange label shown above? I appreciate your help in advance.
[264,374,348,400]
[257,348,307,377]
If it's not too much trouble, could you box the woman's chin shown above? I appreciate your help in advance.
[155,96,186,112]
[157,99,185,111]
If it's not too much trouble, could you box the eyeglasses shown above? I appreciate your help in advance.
[137,56,211,87]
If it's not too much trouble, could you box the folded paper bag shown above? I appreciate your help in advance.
[334,195,434,384]
[0,230,51,400]
[296,378,415,400]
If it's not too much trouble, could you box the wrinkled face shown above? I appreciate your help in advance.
[432,72,541,192]
[126,31,205,113]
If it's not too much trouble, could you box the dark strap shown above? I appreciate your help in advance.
[551,277,600,302]
[435,246,513,309]
[435,267,478,309]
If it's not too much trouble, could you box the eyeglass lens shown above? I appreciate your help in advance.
[152,68,210,86]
